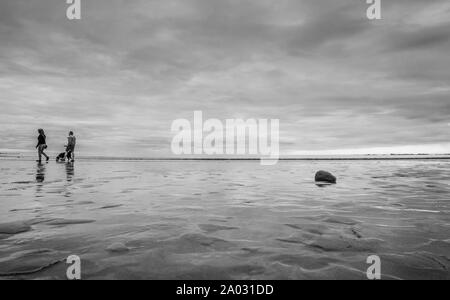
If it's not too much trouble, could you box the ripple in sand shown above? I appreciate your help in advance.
[304,265,369,280]
[381,252,450,279]
[0,221,32,235]
[76,201,95,205]
[277,229,383,252]
[198,224,238,233]
[10,208,37,212]
[322,216,359,225]
[0,249,66,277]
[269,254,338,271]
[106,242,130,253]
[419,240,450,257]
[100,204,123,209]
[0,234,10,240]
[284,224,329,236]
[44,219,96,226]
[159,234,236,254]
[308,236,383,252]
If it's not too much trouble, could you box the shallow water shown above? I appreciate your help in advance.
[0,159,449,280]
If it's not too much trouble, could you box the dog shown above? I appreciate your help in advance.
[56,152,66,162]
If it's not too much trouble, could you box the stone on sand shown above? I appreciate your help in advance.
[0,221,32,235]
[315,171,337,184]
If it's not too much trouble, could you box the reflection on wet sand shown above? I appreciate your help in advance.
[35,163,46,197]
[65,162,74,182]
[36,163,46,183]
[0,159,449,280]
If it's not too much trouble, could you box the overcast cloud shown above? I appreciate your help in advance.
[0,0,449,156]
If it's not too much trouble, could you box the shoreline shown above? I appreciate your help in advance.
[1,156,450,161]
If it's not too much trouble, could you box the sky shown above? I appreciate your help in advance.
[0,0,449,157]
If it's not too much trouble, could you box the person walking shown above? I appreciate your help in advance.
[36,129,49,163]
[66,131,76,162]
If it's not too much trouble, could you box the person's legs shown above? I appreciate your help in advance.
[37,147,42,162]
[39,145,49,161]
[68,146,75,162]
[42,149,49,160]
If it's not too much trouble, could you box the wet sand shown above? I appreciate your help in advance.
[0,159,449,280]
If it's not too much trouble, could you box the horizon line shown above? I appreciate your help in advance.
[1,154,450,161]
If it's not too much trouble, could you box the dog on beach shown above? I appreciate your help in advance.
[56,152,66,162]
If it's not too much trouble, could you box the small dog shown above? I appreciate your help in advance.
[56,152,66,162]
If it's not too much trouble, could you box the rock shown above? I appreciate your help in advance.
[106,242,130,253]
[0,221,32,235]
[315,171,337,184]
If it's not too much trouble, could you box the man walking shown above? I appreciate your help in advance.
[66,131,76,162]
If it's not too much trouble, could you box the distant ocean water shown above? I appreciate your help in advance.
[0,159,449,279]
[2,152,450,161]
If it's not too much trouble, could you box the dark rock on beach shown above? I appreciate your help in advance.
[315,171,337,184]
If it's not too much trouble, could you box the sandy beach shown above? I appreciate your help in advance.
[0,158,449,280]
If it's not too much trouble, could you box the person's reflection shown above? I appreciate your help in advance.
[36,162,46,183]
[65,162,74,182]
[63,162,75,198]
[35,162,46,196]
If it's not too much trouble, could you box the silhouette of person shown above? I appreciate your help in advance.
[36,129,49,163]
[66,131,76,162]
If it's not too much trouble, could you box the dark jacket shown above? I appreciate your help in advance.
[36,134,46,148]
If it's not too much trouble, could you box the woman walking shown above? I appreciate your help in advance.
[36,129,49,163]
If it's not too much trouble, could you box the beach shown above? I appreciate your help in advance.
[0,158,449,280]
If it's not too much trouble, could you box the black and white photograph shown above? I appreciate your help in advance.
[0,0,449,284]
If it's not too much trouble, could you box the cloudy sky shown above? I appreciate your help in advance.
[0,0,449,157]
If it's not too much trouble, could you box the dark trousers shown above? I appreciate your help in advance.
[66,146,75,160]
